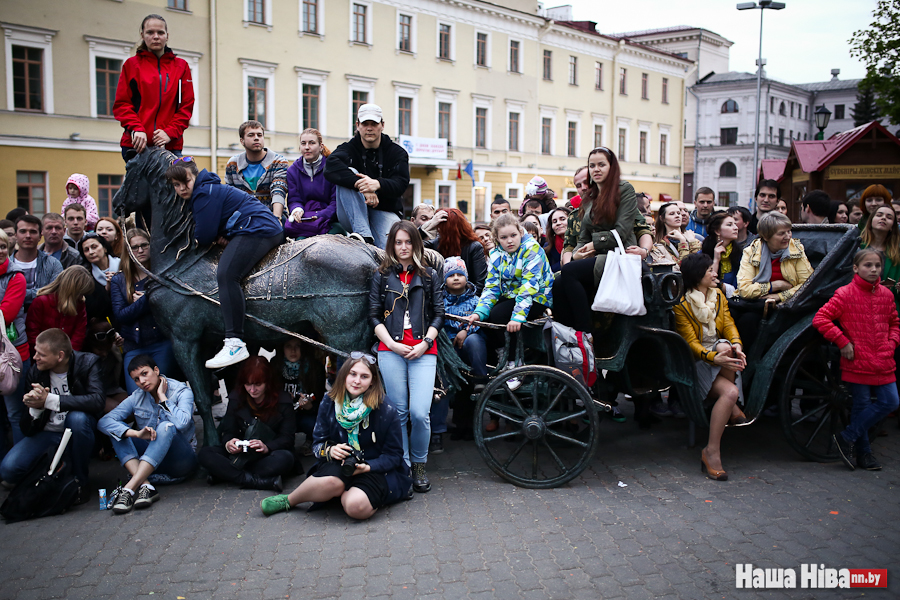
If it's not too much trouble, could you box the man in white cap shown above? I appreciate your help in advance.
[324,103,411,248]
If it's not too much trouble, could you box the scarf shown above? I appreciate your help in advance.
[334,393,372,451]
[282,359,303,383]
[303,155,322,180]
[720,243,733,275]
[685,287,718,342]
[753,241,792,283]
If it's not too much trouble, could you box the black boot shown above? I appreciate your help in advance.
[429,433,444,455]
[411,462,431,493]
[239,472,283,492]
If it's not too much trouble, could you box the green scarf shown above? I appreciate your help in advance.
[334,393,372,451]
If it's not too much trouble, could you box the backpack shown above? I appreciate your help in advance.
[543,320,597,388]
[0,434,81,523]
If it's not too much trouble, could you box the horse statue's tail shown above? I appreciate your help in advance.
[436,330,470,398]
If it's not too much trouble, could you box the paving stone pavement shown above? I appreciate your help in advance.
[1,405,898,600]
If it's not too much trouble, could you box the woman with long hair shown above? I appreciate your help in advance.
[261,353,412,519]
[857,184,892,230]
[369,220,443,493]
[113,14,194,160]
[25,266,95,352]
[425,208,488,294]
[829,201,849,225]
[861,205,900,308]
[95,217,125,258]
[700,212,741,295]
[78,233,121,289]
[649,202,701,267]
[198,356,296,491]
[285,128,342,238]
[544,207,570,273]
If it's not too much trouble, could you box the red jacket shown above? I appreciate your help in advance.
[25,294,87,354]
[0,259,28,361]
[113,48,194,152]
[813,274,900,385]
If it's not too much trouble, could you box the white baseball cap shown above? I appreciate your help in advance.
[357,103,383,124]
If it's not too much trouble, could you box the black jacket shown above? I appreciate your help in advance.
[20,351,105,436]
[424,238,488,296]
[324,133,410,216]
[110,273,166,352]
[368,265,444,343]
[219,391,297,453]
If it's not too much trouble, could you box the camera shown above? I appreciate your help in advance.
[235,440,251,453]
[341,448,367,477]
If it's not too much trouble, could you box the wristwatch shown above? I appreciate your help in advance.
[423,336,435,349]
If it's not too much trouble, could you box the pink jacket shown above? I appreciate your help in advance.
[813,274,900,385]
[61,174,99,231]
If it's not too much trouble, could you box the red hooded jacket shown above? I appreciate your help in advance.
[813,274,900,385]
[113,48,194,152]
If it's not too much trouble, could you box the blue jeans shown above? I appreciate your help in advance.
[844,382,900,455]
[123,341,178,394]
[3,358,32,447]
[110,421,198,484]
[0,410,96,485]
[430,332,488,434]
[335,185,401,249]
[378,351,437,465]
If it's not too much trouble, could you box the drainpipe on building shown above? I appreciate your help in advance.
[611,39,625,155]
[537,19,553,174]
[210,0,218,173]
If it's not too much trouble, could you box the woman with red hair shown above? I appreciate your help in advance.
[198,356,296,491]
[424,208,488,294]
[857,184,893,231]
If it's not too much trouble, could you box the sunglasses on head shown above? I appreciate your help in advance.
[93,328,115,341]
[349,351,377,365]
[172,156,195,164]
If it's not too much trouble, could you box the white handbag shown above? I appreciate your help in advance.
[590,229,647,316]
[0,308,23,395]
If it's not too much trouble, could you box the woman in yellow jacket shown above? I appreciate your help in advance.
[674,253,748,482]
[736,211,813,303]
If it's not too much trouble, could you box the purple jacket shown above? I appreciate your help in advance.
[285,156,337,237]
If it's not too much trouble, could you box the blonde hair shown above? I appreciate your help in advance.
[0,230,8,249]
[37,266,95,316]
[490,213,524,246]
[757,211,792,241]
[299,128,331,157]
[861,204,900,264]
[329,357,384,410]
[122,228,151,304]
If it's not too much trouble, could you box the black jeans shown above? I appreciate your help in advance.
[198,445,294,482]
[552,257,596,332]
[218,232,285,337]
[483,298,548,352]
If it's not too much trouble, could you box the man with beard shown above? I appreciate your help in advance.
[224,120,288,219]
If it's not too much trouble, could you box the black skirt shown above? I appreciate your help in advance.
[309,461,390,509]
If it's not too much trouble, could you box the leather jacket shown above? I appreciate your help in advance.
[368,265,444,343]
[20,351,105,436]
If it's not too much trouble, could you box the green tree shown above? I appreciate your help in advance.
[851,85,881,127]
[850,0,900,123]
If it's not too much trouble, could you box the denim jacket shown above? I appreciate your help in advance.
[98,378,196,449]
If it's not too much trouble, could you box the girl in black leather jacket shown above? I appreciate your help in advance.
[368,221,443,493]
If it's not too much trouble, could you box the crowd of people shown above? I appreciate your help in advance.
[0,12,896,523]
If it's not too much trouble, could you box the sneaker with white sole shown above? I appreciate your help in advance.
[205,338,250,369]
[504,362,522,391]
[111,488,135,514]
[134,485,160,509]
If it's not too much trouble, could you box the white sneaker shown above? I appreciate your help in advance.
[205,338,250,369]
[504,362,522,391]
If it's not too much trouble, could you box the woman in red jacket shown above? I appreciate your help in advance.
[25,266,95,354]
[113,14,194,161]
[813,248,900,472]
[0,230,30,452]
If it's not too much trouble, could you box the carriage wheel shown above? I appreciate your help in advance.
[779,337,853,462]
[474,365,602,488]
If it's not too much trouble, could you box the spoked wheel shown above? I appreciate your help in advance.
[779,337,853,462]
[474,365,602,488]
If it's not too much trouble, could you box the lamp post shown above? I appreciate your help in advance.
[737,1,785,192]
[814,105,832,140]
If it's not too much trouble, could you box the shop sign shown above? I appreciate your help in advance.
[826,165,900,180]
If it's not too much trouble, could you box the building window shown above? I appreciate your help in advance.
[618,127,627,159]
[247,0,264,23]
[352,90,368,131]
[248,76,267,124]
[508,112,520,151]
[438,24,451,60]
[619,67,627,95]
[779,101,786,116]
[168,0,188,10]
[720,127,737,145]
[769,126,773,142]
[96,174,122,218]
[790,102,794,118]
[398,97,412,135]
[352,3,367,43]
[541,118,552,155]
[12,46,43,111]
[16,171,46,216]
[804,105,809,120]
[720,161,737,177]
[568,56,578,85]
[509,40,520,73]
[770,97,775,113]
[778,128,785,145]
[302,0,318,33]
[641,73,648,99]
[639,131,647,163]
[438,102,451,141]
[438,185,451,209]
[834,104,845,120]
[398,14,412,52]
[543,50,552,80]
[718,191,737,207]
[476,33,488,67]
[721,99,739,113]
[789,129,793,141]
[594,124,603,148]
[659,133,667,166]
[567,121,578,157]
[302,84,320,130]
[662,78,669,104]
[475,107,487,148]
[95,57,121,117]
[595,62,603,90]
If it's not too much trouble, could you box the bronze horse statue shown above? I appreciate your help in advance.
[113,148,383,444]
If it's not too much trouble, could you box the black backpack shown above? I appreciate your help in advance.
[1,445,81,523]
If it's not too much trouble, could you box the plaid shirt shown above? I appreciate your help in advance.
[224,149,288,209]
[475,234,554,323]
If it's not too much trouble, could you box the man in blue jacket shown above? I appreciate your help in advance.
[166,158,284,369]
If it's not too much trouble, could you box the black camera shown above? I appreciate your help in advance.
[341,448,367,477]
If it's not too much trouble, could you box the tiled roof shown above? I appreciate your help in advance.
[790,121,900,173]
[761,159,788,182]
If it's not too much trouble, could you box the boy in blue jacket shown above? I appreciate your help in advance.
[166,158,284,368]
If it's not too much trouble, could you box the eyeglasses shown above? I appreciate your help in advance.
[93,328,115,341]
[349,351,377,365]
[172,156,195,164]
[130,243,150,251]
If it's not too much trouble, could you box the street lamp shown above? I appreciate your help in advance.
[737,0,785,199]
[814,105,832,140]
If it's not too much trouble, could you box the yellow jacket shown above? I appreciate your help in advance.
[736,238,812,302]
[673,288,742,364]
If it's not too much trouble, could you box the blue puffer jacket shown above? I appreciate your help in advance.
[309,394,412,505]
[191,169,283,246]
[443,283,480,337]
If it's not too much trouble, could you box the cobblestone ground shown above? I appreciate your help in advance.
[1,404,898,600]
